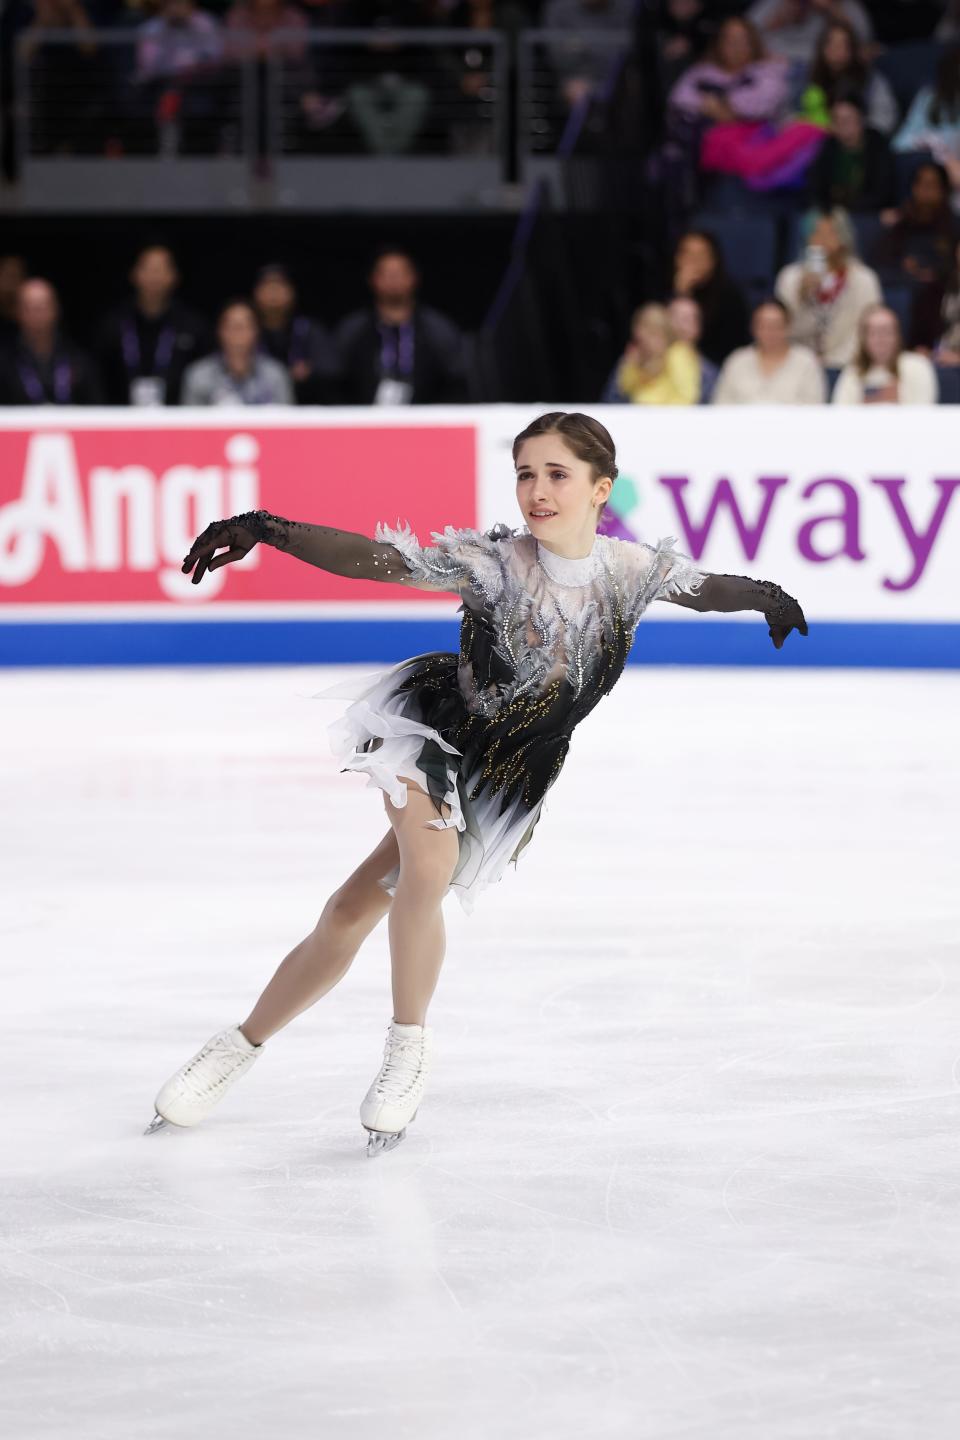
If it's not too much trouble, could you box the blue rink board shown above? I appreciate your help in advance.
[1,619,958,668]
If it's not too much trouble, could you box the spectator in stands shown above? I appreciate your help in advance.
[747,0,872,68]
[0,254,26,347]
[807,92,896,213]
[831,303,938,403]
[181,300,293,404]
[775,207,882,365]
[335,247,469,404]
[251,263,337,404]
[0,277,102,405]
[601,303,699,404]
[96,244,210,406]
[892,47,960,174]
[542,0,634,110]
[667,293,718,401]
[800,20,898,135]
[136,0,222,81]
[133,0,225,155]
[931,238,960,364]
[712,297,827,402]
[671,229,750,366]
[666,17,816,204]
[877,161,959,346]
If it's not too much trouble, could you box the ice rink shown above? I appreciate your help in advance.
[3,660,959,1439]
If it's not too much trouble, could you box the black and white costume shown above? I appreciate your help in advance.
[198,511,806,916]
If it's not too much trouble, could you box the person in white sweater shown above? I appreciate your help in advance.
[831,304,940,404]
[775,207,883,367]
[712,298,827,403]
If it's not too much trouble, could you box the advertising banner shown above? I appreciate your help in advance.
[1,406,958,667]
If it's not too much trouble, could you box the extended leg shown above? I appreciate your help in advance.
[239,827,400,1046]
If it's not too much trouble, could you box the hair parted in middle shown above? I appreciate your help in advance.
[512,411,618,522]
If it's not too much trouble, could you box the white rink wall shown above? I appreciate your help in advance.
[1,405,958,667]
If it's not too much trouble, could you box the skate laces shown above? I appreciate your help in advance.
[179,1032,255,1101]
[375,1034,425,1101]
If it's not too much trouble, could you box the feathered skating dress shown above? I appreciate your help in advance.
[314,521,709,915]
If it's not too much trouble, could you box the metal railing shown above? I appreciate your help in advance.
[10,26,630,210]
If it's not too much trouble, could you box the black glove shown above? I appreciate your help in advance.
[756,579,809,650]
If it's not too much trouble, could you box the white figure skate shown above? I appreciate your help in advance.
[144,1023,264,1134]
[360,1019,434,1156]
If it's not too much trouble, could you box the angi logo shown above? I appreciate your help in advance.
[0,431,261,600]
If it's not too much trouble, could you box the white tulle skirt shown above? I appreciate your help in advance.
[310,655,544,915]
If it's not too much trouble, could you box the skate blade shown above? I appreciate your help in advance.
[363,1107,418,1157]
[365,1127,406,1156]
[143,1113,172,1135]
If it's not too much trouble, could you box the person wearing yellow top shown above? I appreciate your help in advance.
[603,303,700,405]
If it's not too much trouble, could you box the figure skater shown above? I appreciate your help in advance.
[145,411,807,1156]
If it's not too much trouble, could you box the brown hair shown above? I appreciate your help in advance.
[855,303,903,379]
[708,15,766,69]
[512,411,618,523]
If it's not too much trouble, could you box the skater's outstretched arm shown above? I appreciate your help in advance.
[658,572,809,650]
[181,509,464,591]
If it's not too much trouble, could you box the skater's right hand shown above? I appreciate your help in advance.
[182,517,260,585]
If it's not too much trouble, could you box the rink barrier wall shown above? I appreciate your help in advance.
[2,406,959,668]
[1,619,958,668]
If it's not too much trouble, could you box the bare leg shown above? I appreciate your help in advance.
[239,828,400,1046]
[382,776,460,1027]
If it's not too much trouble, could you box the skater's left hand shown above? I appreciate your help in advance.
[765,591,808,649]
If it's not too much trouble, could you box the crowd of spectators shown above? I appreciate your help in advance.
[596,0,960,405]
[0,242,471,405]
[1,0,632,165]
[7,3,960,404]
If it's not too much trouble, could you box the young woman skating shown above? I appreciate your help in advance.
[145,411,808,1156]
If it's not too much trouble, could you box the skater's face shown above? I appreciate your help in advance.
[514,433,612,543]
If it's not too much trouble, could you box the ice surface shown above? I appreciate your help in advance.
[2,662,959,1439]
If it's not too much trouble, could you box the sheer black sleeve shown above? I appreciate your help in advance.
[659,571,809,649]
[180,508,419,586]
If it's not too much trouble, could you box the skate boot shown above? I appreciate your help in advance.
[144,1023,264,1134]
[360,1019,434,1157]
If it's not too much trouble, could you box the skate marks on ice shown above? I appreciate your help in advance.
[3,665,960,1439]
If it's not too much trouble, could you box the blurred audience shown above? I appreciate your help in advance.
[0,277,102,404]
[669,16,789,127]
[931,238,960,364]
[542,0,634,110]
[671,228,750,365]
[667,293,718,401]
[334,247,468,403]
[601,303,699,404]
[746,0,872,68]
[892,47,960,174]
[96,243,210,405]
[132,0,225,154]
[775,207,882,365]
[135,0,222,83]
[181,299,293,403]
[712,297,827,402]
[0,255,27,346]
[251,262,337,404]
[877,160,959,345]
[799,20,897,135]
[666,17,790,207]
[807,92,896,213]
[831,302,938,402]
